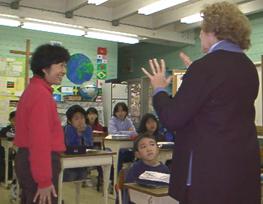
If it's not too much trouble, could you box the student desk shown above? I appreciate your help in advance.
[58,151,115,204]
[104,135,134,196]
[1,138,14,187]
[103,135,173,197]
[124,183,179,204]
[93,131,108,149]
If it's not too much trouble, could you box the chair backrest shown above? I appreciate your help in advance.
[115,168,129,204]
[115,168,127,191]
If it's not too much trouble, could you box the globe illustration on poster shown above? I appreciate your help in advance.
[66,53,94,84]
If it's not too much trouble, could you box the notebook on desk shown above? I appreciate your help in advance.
[157,142,175,149]
[65,145,87,155]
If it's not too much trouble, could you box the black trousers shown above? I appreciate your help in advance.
[15,148,61,204]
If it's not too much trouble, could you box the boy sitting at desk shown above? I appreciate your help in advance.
[126,133,170,184]
[121,134,170,204]
[0,111,16,139]
[63,105,93,182]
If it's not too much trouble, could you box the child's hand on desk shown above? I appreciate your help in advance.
[128,127,134,131]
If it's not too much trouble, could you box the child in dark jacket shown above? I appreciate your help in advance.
[0,111,16,182]
[63,105,93,181]
[0,111,16,139]
[126,133,170,183]
[122,133,170,204]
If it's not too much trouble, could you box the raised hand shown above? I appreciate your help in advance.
[142,58,172,90]
[179,52,192,67]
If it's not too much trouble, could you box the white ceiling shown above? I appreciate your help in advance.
[0,0,263,46]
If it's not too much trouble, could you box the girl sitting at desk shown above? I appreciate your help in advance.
[108,102,137,137]
[86,107,104,132]
[63,105,93,182]
[137,113,165,142]
[108,102,137,173]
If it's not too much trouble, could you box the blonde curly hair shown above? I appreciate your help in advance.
[201,1,251,50]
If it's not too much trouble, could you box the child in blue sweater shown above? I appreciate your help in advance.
[63,105,93,181]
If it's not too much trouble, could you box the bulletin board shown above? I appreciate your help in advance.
[0,57,25,126]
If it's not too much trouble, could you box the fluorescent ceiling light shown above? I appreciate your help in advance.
[0,14,19,18]
[89,28,138,37]
[0,15,20,27]
[25,18,83,29]
[22,22,85,36]
[180,13,203,24]
[85,31,139,44]
[138,0,189,15]
[0,17,20,27]
[88,0,109,5]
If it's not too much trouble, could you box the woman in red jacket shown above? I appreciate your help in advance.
[14,44,70,204]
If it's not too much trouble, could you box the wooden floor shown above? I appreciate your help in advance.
[0,176,115,204]
[1,176,263,204]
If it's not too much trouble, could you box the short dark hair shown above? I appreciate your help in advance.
[86,107,99,125]
[30,44,70,78]
[138,113,159,135]
[133,133,157,152]
[66,105,86,122]
[9,111,16,120]
[113,102,128,117]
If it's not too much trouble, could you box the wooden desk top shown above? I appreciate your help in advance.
[61,150,116,158]
[123,183,169,197]
[104,135,133,141]
[257,126,263,136]
[93,131,108,137]
[159,148,173,152]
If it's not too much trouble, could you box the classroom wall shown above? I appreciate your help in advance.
[0,26,118,81]
[118,12,263,81]
[0,26,118,126]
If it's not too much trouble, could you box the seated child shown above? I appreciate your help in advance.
[63,105,93,182]
[0,111,16,139]
[0,111,16,182]
[108,102,137,136]
[86,107,104,131]
[122,133,170,204]
[137,113,165,142]
[126,133,170,184]
[108,102,137,172]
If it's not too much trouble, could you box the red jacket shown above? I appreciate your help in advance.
[14,76,65,188]
[91,123,104,131]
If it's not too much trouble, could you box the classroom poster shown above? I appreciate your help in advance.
[0,57,25,126]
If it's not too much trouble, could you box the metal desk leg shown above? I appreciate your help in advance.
[102,164,111,204]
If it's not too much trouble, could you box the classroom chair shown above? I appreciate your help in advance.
[114,168,129,204]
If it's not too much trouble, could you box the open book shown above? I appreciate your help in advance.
[138,171,170,184]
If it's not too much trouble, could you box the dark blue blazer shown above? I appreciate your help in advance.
[153,50,261,204]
